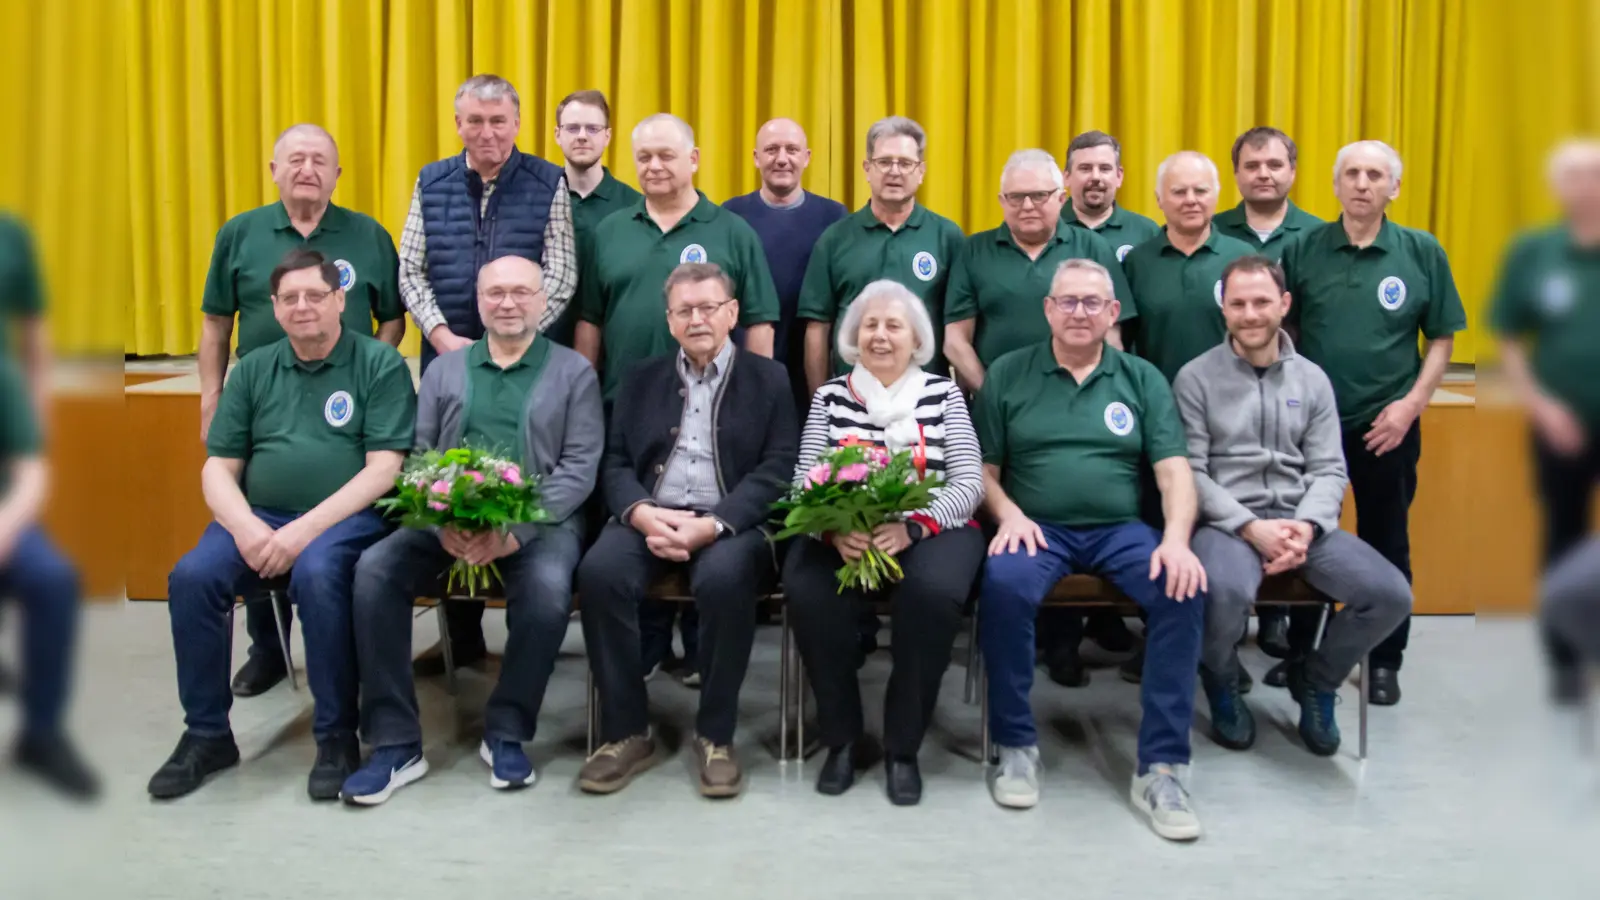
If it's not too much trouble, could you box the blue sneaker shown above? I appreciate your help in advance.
[1199,665,1256,751]
[480,739,536,790]
[340,744,428,806]
[1298,686,1342,757]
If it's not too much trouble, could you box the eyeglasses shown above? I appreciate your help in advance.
[868,157,921,175]
[483,287,544,303]
[560,124,607,137]
[274,290,333,306]
[667,298,735,323]
[1046,294,1109,315]
[1002,190,1058,207]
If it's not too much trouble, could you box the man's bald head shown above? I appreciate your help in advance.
[632,113,695,153]
[1154,151,1220,236]
[273,124,339,164]
[753,118,812,199]
[270,123,341,208]
[476,256,547,341]
[1550,138,1600,226]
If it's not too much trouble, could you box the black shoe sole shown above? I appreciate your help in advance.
[231,669,288,698]
[149,759,240,800]
[1210,729,1256,752]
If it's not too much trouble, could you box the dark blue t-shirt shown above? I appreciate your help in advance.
[723,190,849,367]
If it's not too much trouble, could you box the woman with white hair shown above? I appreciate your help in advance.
[783,279,985,806]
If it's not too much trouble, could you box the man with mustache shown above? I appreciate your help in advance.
[1211,126,1327,669]
[400,75,578,677]
[1278,140,1467,706]
[197,123,406,700]
[797,115,966,395]
[551,89,641,347]
[1061,130,1162,263]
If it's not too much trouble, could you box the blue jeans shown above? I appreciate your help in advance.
[353,525,580,747]
[0,528,81,739]
[981,520,1204,773]
[167,508,391,741]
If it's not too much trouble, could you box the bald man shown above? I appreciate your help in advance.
[724,118,849,418]
[343,255,604,804]
[198,123,407,700]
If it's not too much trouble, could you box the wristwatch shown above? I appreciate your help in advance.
[905,520,927,543]
[699,511,727,538]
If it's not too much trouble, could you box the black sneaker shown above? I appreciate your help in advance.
[1257,612,1291,659]
[1298,686,1341,756]
[1046,643,1090,688]
[1552,664,1589,706]
[1199,667,1256,751]
[412,641,488,679]
[230,654,288,698]
[148,733,240,799]
[1086,614,1136,654]
[308,734,361,801]
[15,732,101,800]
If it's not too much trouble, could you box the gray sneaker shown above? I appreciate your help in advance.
[988,745,1041,809]
[1130,764,1201,841]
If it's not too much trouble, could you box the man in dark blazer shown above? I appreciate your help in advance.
[576,262,798,800]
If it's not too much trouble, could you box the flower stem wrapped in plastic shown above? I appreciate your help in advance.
[771,440,941,592]
[374,447,547,597]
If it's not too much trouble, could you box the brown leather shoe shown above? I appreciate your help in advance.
[694,737,743,798]
[577,734,656,794]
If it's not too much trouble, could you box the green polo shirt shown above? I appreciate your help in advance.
[0,215,44,357]
[1489,225,1600,430]
[200,201,405,359]
[552,168,646,347]
[1211,201,1325,261]
[796,202,967,374]
[461,336,553,458]
[1281,217,1467,429]
[1061,204,1163,263]
[578,191,780,400]
[0,358,38,496]
[945,222,1134,367]
[976,341,1186,526]
[206,329,416,513]
[1122,226,1258,382]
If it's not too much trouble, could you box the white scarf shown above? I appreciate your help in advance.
[850,363,927,452]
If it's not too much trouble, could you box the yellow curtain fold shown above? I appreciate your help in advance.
[99,0,1588,361]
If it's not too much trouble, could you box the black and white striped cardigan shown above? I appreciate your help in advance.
[793,372,984,533]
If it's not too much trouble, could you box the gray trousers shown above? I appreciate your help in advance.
[1193,526,1412,691]
[1542,537,1600,664]
[352,526,581,748]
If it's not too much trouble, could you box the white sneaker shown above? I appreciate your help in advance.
[1131,764,1201,841]
[988,745,1041,809]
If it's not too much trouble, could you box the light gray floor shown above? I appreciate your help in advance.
[0,607,1591,899]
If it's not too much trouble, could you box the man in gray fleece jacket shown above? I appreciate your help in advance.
[1175,256,1410,757]
[343,256,604,805]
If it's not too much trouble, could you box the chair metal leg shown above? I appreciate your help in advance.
[963,610,979,705]
[436,601,457,696]
[1359,654,1370,760]
[980,662,991,766]
[269,589,299,691]
[585,665,597,757]
[1311,602,1332,652]
[779,605,791,762]
[796,653,807,762]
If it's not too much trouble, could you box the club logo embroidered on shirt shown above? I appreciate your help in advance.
[680,243,707,264]
[1541,273,1575,316]
[1104,401,1135,436]
[1377,276,1407,311]
[912,251,938,282]
[1116,244,1134,262]
[1286,399,1301,407]
[1214,279,1224,306]
[325,391,355,428]
[335,259,357,291]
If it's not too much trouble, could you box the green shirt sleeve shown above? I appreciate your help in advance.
[206,364,253,459]
[974,373,1007,466]
[361,347,418,452]
[1279,236,1304,332]
[1420,236,1468,341]
[796,227,837,322]
[0,218,44,318]
[734,225,781,326]
[371,224,404,323]
[1487,235,1535,337]
[577,230,605,325]
[199,220,238,318]
[1138,364,1187,462]
[0,363,40,459]
[943,238,978,323]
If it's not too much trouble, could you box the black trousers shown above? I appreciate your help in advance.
[1534,434,1600,669]
[577,521,773,745]
[783,527,985,757]
[1289,419,1421,669]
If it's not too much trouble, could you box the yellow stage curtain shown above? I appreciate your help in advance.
[117,0,1583,361]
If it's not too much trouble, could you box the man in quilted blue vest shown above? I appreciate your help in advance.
[399,73,579,676]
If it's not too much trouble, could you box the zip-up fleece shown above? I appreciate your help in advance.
[1172,331,1347,536]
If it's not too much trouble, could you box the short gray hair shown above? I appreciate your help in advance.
[1548,137,1600,186]
[866,116,926,161]
[1156,151,1220,193]
[836,280,936,368]
[662,262,733,305]
[273,123,338,162]
[1051,258,1116,297]
[455,74,520,112]
[1334,140,1403,183]
[632,113,696,151]
[1000,149,1064,192]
